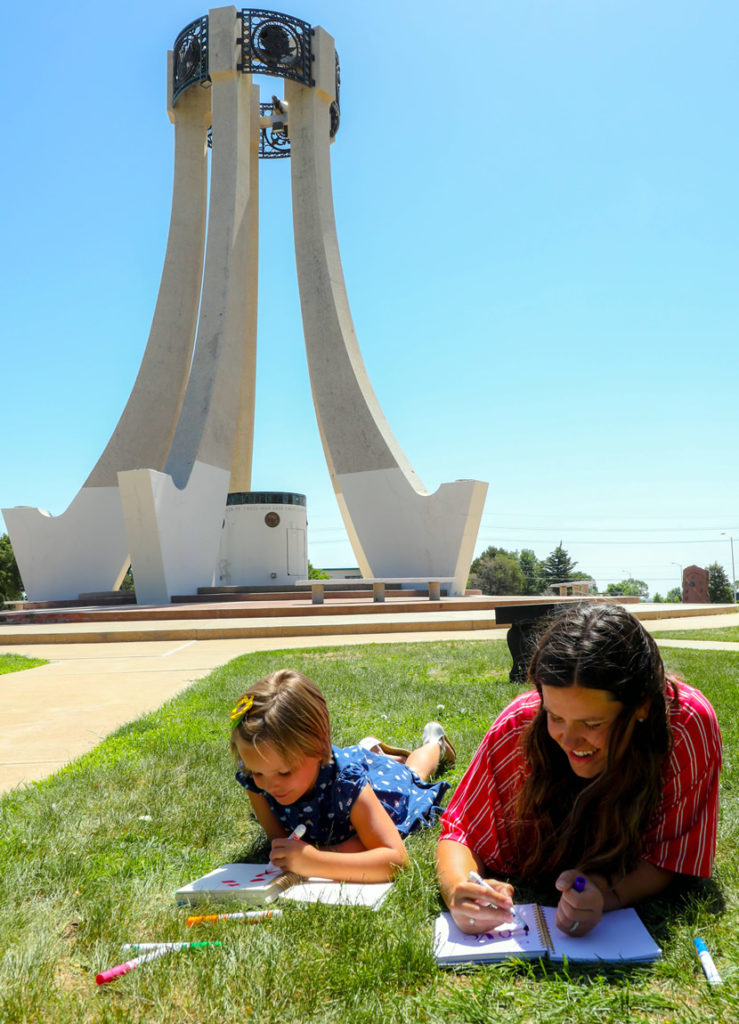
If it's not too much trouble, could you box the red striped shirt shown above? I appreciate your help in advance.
[440,680,721,878]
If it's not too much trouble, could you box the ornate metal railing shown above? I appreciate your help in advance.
[238,8,313,85]
[259,101,291,158]
[172,16,209,104]
[330,49,341,138]
[174,10,340,145]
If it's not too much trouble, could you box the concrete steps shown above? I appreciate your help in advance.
[1,595,733,647]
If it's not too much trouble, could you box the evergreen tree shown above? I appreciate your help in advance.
[541,542,578,586]
[707,562,733,603]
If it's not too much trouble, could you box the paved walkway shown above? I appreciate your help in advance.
[1,608,737,795]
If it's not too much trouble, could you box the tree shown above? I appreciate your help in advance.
[308,562,330,580]
[541,543,578,587]
[652,592,664,603]
[0,533,23,602]
[665,587,682,603]
[707,562,733,603]
[519,548,545,595]
[605,578,649,600]
[469,547,526,595]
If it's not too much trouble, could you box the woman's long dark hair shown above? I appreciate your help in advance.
[515,603,675,883]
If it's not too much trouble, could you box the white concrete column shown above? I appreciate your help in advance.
[2,65,211,602]
[286,29,487,595]
[119,5,260,604]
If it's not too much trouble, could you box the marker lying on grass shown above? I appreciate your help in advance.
[468,871,529,933]
[187,908,283,927]
[96,942,220,984]
[122,942,222,951]
[96,947,174,985]
[694,937,722,986]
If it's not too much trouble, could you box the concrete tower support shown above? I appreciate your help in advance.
[286,30,487,595]
[118,6,260,604]
[4,8,487,606]
[2,73,212,601]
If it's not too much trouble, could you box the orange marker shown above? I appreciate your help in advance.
[187,907,282,926]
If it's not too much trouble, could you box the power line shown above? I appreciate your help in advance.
[480,524,739,534]
[476,537,732,546]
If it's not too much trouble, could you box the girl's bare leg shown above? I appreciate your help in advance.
[405,741,442,781]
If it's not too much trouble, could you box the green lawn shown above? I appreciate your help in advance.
[0,641,736,1023]
[653,627,739,643]
[0,652,47,674]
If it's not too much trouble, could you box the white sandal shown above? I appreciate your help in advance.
[422,721,456,766]
[358,737,411,758]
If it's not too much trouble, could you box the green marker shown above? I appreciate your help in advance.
[121,941,222,951]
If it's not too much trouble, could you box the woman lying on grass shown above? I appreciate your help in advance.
[437,603,722,937]
[229,669,454,882]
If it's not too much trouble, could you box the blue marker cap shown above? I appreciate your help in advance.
[694,937,708,954]
[573,876,586,893]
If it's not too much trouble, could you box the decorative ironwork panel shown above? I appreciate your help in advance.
[173,16,209,104]
[259,101,291,158]
[330,49,341,138]
[238,9,313,85]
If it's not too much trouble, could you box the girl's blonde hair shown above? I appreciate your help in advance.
[229,669,332,766]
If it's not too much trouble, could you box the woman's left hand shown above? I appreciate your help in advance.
[554,870,604,937]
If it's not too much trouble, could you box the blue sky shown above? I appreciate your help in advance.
[2,0,737,598]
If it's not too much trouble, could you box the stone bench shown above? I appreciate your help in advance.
[295,577,455,605]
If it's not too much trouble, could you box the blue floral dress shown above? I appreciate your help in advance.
[236,744,450,845]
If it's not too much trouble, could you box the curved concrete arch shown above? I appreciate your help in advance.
[2,73,212,601]
[286,29,487,595]
[118,6,260,605]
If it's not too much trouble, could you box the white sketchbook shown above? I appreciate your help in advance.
[434,904,661,965]
[175,862,391,910]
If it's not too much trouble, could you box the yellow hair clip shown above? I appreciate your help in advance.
[229,695,254,725]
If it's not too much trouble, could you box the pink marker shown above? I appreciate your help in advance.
[96,946,173,985]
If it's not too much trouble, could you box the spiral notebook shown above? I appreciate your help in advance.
[434,905,661,965]
[175,862,391,910]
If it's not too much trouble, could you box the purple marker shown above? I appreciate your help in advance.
[573,876,586,893]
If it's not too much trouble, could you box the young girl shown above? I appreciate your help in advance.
[230,669,454,882]
[437,603,722,937]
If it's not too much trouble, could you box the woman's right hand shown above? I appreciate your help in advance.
[447,876,516,935]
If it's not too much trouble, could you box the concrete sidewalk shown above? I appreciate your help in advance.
[0,625,509,794]
[1,608,737,795]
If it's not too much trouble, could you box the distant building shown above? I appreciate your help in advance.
[322,567,362,580]
[548,580,595,597]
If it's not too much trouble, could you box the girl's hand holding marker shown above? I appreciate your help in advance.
[270,822,308,872]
